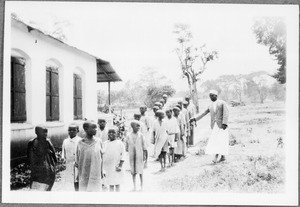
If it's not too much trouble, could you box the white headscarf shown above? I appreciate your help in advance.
[209,89,218,96]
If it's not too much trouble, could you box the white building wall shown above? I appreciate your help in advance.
[10,20,98,149]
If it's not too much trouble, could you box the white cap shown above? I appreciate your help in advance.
[209,89,218,96]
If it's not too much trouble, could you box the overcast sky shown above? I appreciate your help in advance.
[7,2,292,92]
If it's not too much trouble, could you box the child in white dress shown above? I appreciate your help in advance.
[103,127,126,192]
[62,124,81,191]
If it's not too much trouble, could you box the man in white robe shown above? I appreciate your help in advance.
[190,90,229,163]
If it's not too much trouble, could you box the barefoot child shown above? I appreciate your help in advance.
[62,124,81,191]
[75,121,103,191]
[152,110,169,171]
[103,127,126,192]
[140,105,151,168]
[126,120,147,191]
[173,107,186,162]
[165,109,180,167]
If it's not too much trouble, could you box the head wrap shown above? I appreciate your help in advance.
[173,106,180,111]
[154,102,162,106]
[209,89,218,96]
[153,106,159,110]
[175,104,182,110]
[140,105,147,109]
[131,120,141,128]
[156,110,165,116]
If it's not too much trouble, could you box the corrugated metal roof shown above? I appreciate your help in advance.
[97,59,122,82]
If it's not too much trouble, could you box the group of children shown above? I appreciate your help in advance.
[61,120,125,192]
[146,95,195,171]
[28,94,195,192]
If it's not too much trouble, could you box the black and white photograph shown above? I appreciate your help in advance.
[2,1,299,205]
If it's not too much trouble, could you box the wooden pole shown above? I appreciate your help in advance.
[108,81,111,105]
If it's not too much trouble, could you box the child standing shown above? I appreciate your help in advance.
[97,118,108,142]
[76,121,103,192]
[62,124,81,191]
[126,120,147,191]
[165,109,180,167]
[103,127,126,192]
[152,110,169,171]
[140,105,151,168]
[27,125,57,191]
[173,107,186,162]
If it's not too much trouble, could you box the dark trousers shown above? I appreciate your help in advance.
[74,182,79,191]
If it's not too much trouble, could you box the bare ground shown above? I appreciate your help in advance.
[22,101,286,193]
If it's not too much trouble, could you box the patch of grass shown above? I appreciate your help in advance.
[160,154,284,193]
[229,133,243,146]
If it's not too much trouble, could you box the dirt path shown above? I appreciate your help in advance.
[38,102,286,193]
[51,124,208,192]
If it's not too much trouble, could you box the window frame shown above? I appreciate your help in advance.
[73,73,83,120]
[11,56,26,123]
[46,66,60,121]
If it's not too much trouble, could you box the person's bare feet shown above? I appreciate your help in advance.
[219,156,226,162]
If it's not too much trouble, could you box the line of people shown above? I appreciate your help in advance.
[26,94,196,192]
[27,90,229,192]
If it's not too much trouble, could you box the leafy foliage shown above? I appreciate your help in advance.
[97,68,176,110]
[10,163,31,190]
[200,71,283,103]
[113,113,127,141]
[144,85,176,108]
[173,23,218,112]
[252,17,286,84]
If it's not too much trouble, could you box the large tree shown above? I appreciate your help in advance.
[173,24,218,112]
[252,17,286,84]
[137,68,176,107]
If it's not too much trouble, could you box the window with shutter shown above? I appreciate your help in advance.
[11,57,26,122]
[73,74,82,120]
[46,67,59,121]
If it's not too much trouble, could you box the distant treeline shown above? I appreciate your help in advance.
[198,71,285,103]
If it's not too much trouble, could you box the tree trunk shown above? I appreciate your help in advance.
[191,82,199,113]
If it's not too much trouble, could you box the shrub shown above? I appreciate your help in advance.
[10,163,31,190]
[10,147,65,190]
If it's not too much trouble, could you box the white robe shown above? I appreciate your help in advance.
[165,117,180,148]
[126,132,146,174]
[205,125,229,155]
[103,139,126,185]
[97,127,108,143]
[76,138,102,192]
[174,116,186,155]
[152,119,169,158]
[62,136,81,189]
[140,114,151,148]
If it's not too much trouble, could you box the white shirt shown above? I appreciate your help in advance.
[97,127,108,143]
[62,136,81,163]
[212,100,218,113]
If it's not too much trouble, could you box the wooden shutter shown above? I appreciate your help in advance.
[46,67,59,121]
[73,74,82,119]
[11,57,26,122]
